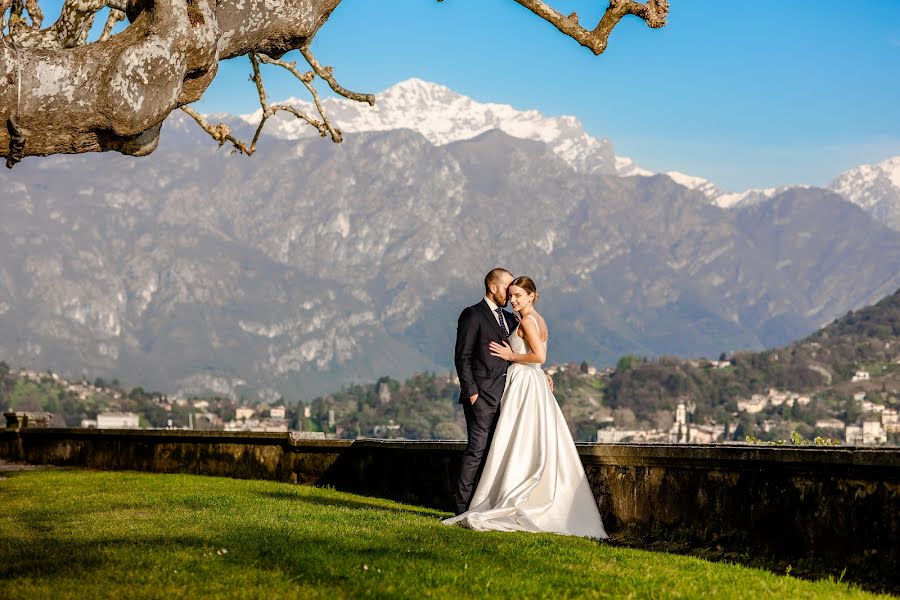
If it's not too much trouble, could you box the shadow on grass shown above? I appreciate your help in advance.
[254,489,447,519]
[607,531,898,596]
[0,524,449,592]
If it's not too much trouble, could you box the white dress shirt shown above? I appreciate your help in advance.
[484,296,504,328]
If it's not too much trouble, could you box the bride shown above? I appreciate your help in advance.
[443,276,607,539]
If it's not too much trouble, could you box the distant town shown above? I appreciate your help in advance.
[5,356,898,447]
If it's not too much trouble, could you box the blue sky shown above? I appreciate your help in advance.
[41,0,900,190]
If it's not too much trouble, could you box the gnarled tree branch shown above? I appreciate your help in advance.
[511,0,669,55]
[298,44,374,106]
[98,8,125,43]
[1,0,666,165]
[182,48,361,155]
[1,0,341,161]
[257,51,343,141]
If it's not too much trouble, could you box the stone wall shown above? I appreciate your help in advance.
[2,426,897,585]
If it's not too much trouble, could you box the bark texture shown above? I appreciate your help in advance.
[1,0,340,159]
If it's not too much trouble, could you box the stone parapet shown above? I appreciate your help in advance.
[4,411,54,430]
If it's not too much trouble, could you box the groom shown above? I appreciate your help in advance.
[452,267,518,515]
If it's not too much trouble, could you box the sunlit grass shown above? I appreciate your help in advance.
[0,469,888,599]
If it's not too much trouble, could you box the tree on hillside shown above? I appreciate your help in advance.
[0,0,668,166]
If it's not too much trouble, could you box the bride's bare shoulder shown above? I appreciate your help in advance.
[528,311,548,340]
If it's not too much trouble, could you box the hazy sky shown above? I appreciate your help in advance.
[44,0,900,191]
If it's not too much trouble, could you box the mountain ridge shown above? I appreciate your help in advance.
[1,91,898,399]
[224,78,900,229]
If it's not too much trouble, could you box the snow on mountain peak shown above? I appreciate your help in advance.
[712,185,811,209]
[664,171,726,200]
[239,78,623,175]
[379,78,460,103]
[827,155,900,230]
[615,156,653,177]
[230,79,899,228]
[888,156,900,189]
[831,156,900,206]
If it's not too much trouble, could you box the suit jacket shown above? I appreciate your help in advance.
[454,299,518,405]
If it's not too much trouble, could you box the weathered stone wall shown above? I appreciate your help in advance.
[2,427,897,583]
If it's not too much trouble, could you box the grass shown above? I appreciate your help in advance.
[0,469,891,599]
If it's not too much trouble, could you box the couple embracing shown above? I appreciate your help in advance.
[442,268,607,539]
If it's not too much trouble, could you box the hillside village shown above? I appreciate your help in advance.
[3,288,898,446]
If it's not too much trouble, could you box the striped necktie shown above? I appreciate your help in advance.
[495,308,509,338]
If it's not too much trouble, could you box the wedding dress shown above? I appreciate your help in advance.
[443,315,607,539]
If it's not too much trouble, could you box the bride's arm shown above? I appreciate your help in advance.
[488,317,547,365]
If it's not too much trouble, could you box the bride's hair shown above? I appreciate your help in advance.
[510,276,539,303]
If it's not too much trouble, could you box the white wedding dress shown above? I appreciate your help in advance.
[443,315,608,539]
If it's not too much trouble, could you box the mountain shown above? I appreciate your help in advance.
[663,156,900,233]
[710,156,900,231]
[829,156,900,231]
[231,79,900,231]
[233,78,624,176]
[1,81,898,401]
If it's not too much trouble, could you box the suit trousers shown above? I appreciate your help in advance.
[454,389,503,515]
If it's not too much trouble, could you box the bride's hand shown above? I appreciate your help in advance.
[489,340,513,360]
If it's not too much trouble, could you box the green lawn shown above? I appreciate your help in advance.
[0,469,889,599]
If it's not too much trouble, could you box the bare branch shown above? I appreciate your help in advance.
[11,0,110,49]
[76,11,96,45]
[181,53,271,156]
[269,103,329,136]
[179,46,364,155]
[23,0,43,28]
[98,7,124,42]
[256,52,341,142]
[180,52,333,156]
[298,44,375,106]
[180,105,252,155]
[511,0,669,55]
[0,0,13,30]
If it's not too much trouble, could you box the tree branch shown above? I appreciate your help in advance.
[511,0,669,55]
[298,44,375,106]
[98,7,124,43]
[23,0,43,28]
[256,52,343,141]
[1,0,342,161]
[181,105,252,154]
[181,50,343,156]
[1,0,665,164]
[11,0,109,49]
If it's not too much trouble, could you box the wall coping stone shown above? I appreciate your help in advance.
[14,428,900,473]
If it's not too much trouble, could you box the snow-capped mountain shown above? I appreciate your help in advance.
[664,160,900,232]
[712,186,812,209]
[829,156,900,231]
[706,155,900,230]
[664,171,727,200]
[242,78,625,176]
[235,78,899,229]
[659,171,810,210]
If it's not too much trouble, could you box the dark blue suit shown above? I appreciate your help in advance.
[453,299,518,514]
